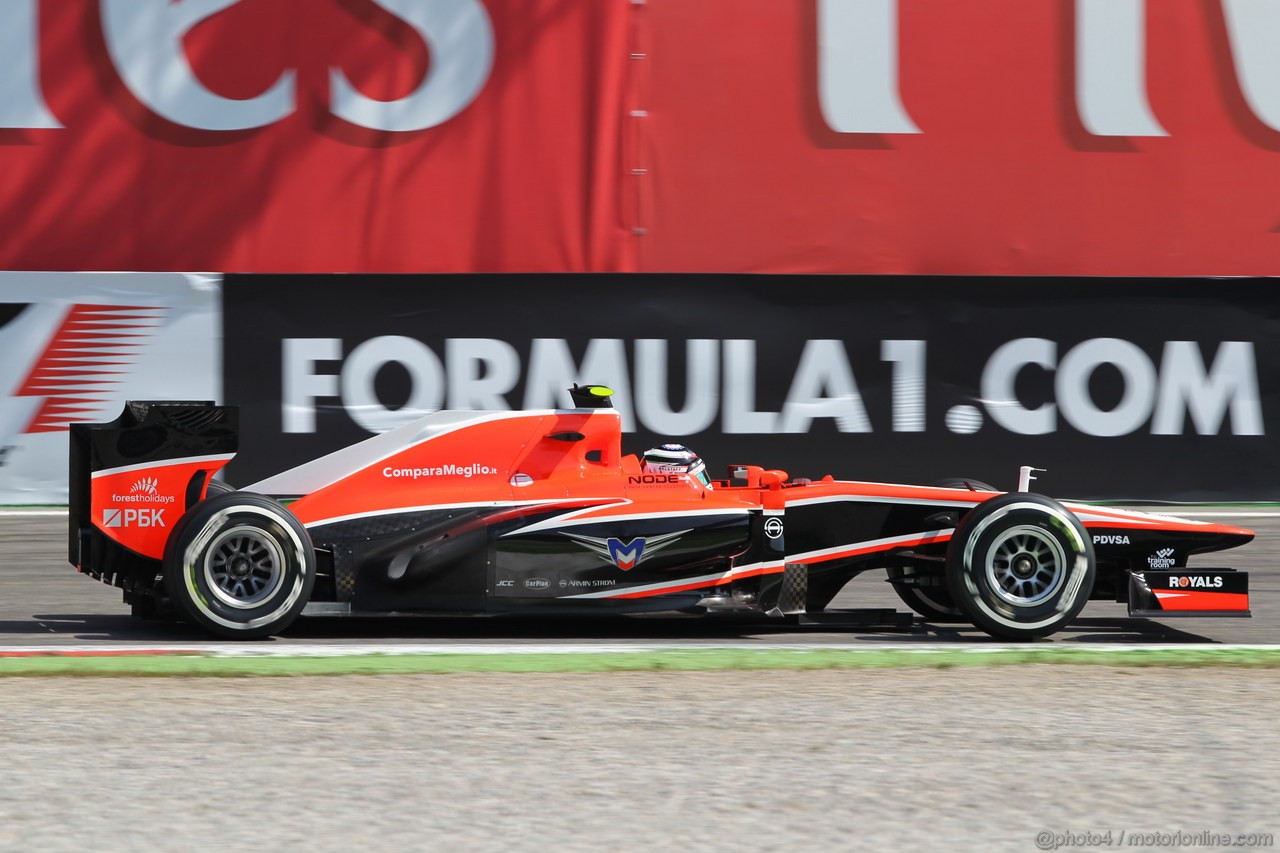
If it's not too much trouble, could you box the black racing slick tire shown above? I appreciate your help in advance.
[931,477,997,492]
[164,492,316,640]
[945,493,1095,641]
[887,477,1000,622]
[205,479,235,497]
[886,566,967,622]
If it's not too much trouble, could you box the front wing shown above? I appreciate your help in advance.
[1127,569,1251,617]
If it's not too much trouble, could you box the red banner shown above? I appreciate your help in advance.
[0,0,634,273]
[641,0,1280,276]
[3,1,1279,275]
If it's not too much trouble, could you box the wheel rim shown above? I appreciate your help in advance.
[984,524,1066,607]
[204,524,285,609]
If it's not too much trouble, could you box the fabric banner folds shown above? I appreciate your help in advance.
[640,0,1280,276]
[3,1,1279,275]
[0,0,634,273]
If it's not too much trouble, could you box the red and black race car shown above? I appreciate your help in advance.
[68,387,1253,640]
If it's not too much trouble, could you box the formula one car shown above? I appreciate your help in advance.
[68,387,1253,640]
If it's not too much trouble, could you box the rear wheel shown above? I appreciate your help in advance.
[946,493,1094,640]
[164,492,315,639]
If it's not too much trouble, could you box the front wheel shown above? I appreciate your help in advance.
[886,565,967,622]
[887,477,999,622]
[930,477,996,492]
[945,493,1094,640]
[164,492,316,639]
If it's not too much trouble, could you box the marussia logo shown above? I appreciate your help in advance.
[563,530,690,571]
[131,476,158,496]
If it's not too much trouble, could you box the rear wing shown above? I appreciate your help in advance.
[69,401,238,566]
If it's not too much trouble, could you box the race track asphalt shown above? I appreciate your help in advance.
[2,510,1275,648]
[3,512,1278,851]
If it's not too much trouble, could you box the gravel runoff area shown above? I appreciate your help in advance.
[0,667,1277,852]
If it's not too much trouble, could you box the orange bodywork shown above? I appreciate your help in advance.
[1153,590,1251,612]
[89,454,232,560]
[284,409,762,529]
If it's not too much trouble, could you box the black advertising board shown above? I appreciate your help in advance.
[223,275,1280,501]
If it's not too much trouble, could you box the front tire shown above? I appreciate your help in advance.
[887,477,999,622]
[931,477,996,492]
[887,565,967,622]
[164,492,316,639]
[945,493,1094,640]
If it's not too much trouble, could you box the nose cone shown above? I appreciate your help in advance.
[1224,525,1255,546]
[1195,522,1254,553]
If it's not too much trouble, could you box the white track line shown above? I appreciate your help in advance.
[7,508,1280,518]
[1,643,1277,658]
[1171,512,1280,517]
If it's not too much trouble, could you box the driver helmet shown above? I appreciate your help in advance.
[641,443,711,487]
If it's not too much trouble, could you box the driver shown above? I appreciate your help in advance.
[641,443,712,488]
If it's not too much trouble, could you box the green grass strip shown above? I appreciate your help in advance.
[2,647,1280,677]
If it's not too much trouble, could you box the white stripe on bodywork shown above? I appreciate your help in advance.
[1063,503,1209,527]
[787,529,953,564]
[560,528,954,600]
[502,501,751,536]
[302,499,575,529]
[790,494,1211,529]
[559,560,774,600]
[305,498,751,532]
[91,453,236,479]
[785,493,980,510]
[246,409,601,496]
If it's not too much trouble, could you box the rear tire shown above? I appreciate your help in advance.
[164,492,315,640]
[946,493,1094,640]
[205,479,235,497]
